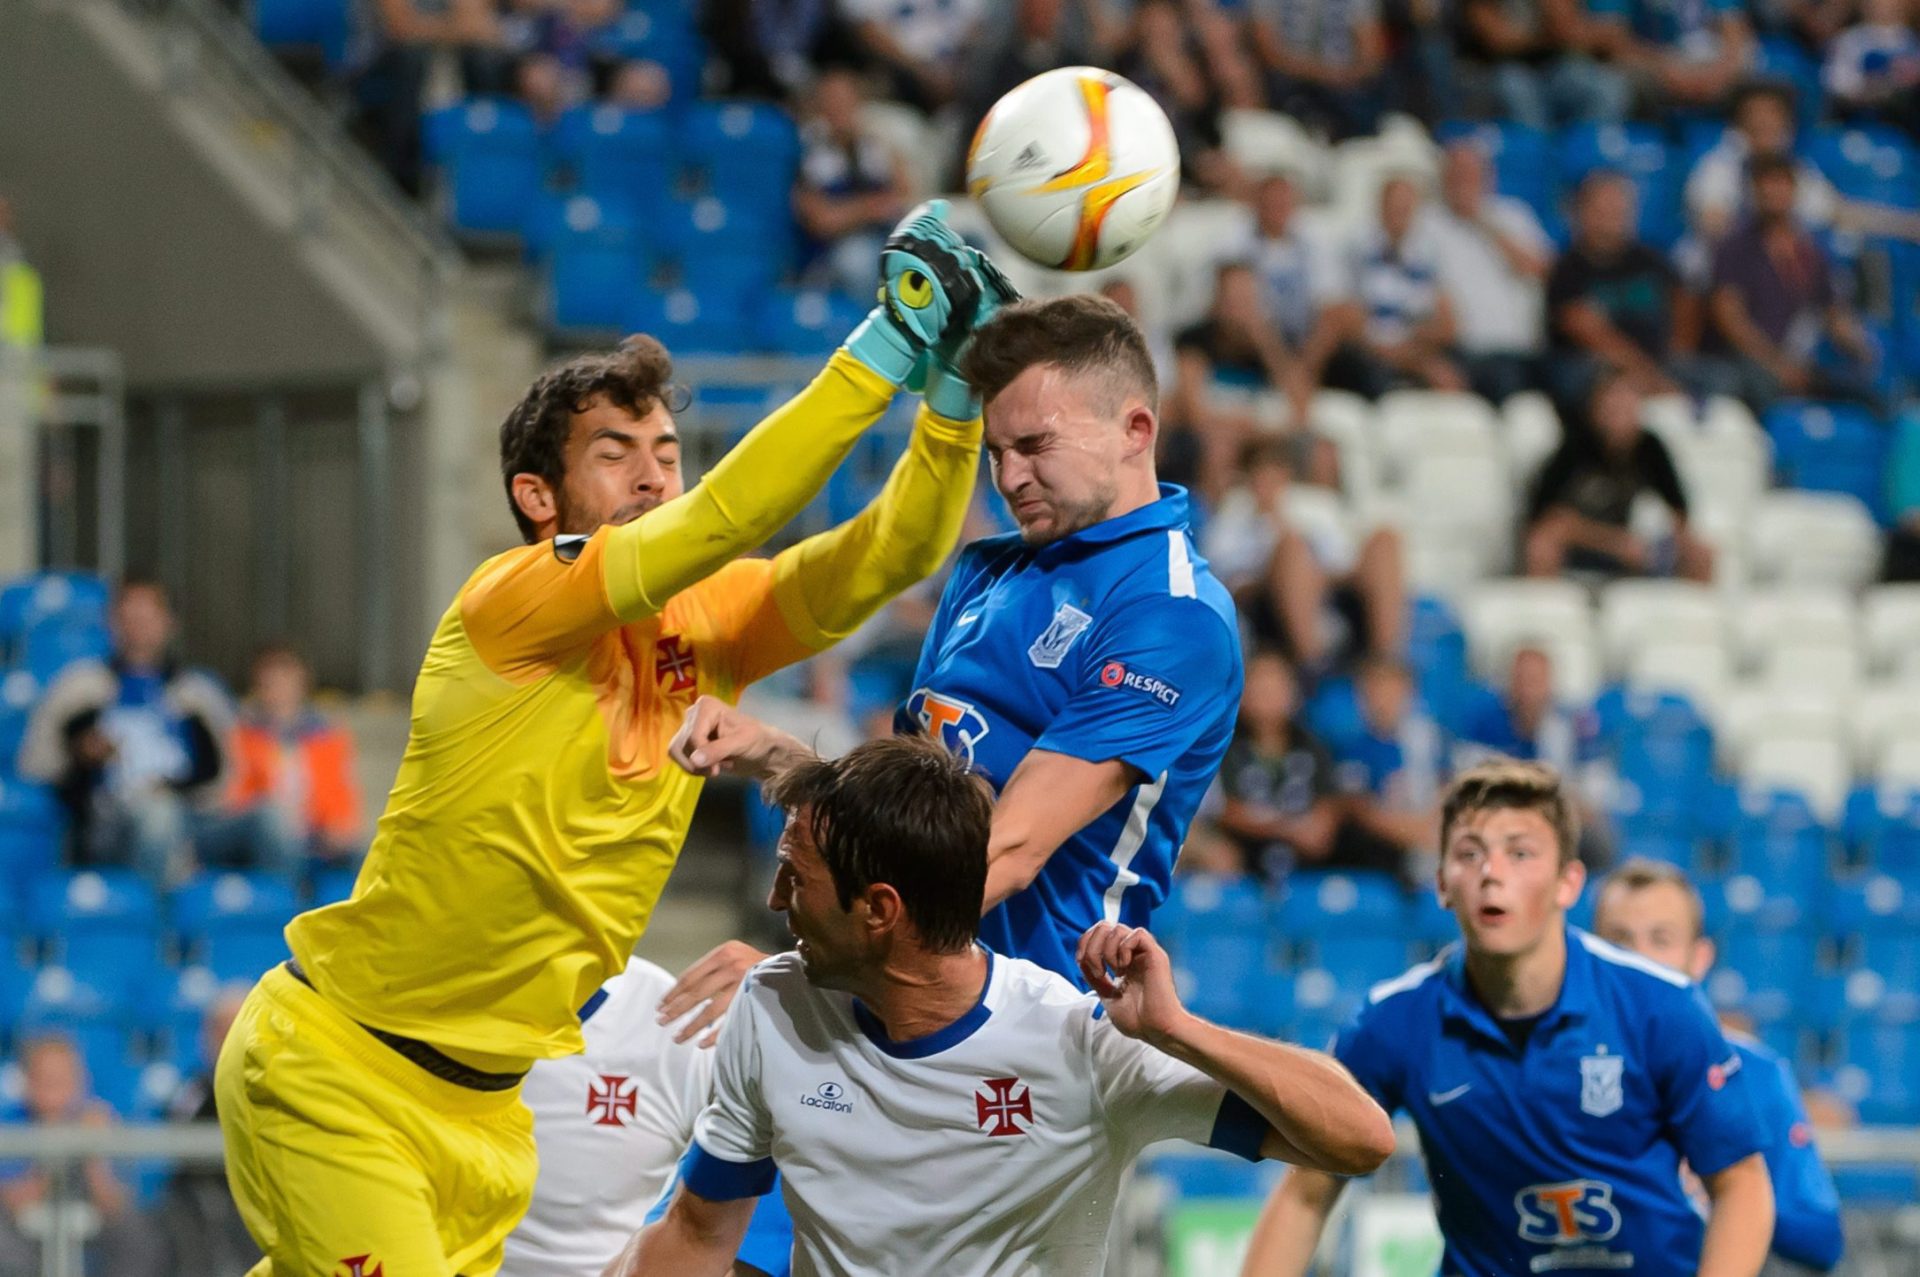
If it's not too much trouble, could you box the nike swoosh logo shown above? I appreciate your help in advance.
[956,612,981,626]
[1428,1084,1472,1106]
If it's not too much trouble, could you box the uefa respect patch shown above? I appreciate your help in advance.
[1098,660,1182,708]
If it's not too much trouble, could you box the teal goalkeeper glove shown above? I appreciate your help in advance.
[903,244,1023,420]
[843,200,1002,387]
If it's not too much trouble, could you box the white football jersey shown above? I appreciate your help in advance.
[502,957,712,1277]
[688,949,1265,1277]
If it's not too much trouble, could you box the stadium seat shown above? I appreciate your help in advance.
[310,864,359,908]
[1220,109,1329,188]
[1160,875,1267,1032]
[1804,125,1920,208]
[654,195,791,292]
[551,105,678,214]
[543,196,650,333]
[1709,923,1818,1026]
[1728,790,1836,898]
[171,872,300,949]
[1847,785,1920,882]
[18,963,133,1028]
[1838,1020,1920,1124]
[1742,736,1853,825]
[253,0,350,68]
[1406,887,1456,953]
[1626,640,1732,726]
[26,870,158,941]
[0,573,108,653]
[1764,400,1891,521]
[681,102,802,199]
[1719,685,1849,774]
[424,99,546,238]
[1376,391,1502,472]
[1860,585,1920,677]
[1879,734,1920,791]
[1749,491,1883,589]
[1730,586,1858,671]
[757,289,868,357]
[1435,121,1555,227]
[589,9,707,102]
[0,671,38,776]
[18,616,110,684]
[1501,392,1562,487]
[1596,580,1723,676]
[1459,580,1591,683]
[629,286,756,357]
[1553,123,1683,246]
[1753,37,1825,126]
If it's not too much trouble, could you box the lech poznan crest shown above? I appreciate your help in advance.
[1027,603,1093,669]
[1580,1049,1625,1117]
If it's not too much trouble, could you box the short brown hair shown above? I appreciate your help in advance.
[498,335,687,542]
[1440,759,1579,866]
[763,734,995,953]
[1597,858,1706,941]
[958,294,1158,412]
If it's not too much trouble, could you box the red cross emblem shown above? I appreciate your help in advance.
[587,1073,639,1127]
[334,1258,384,1277]
[975,1077,1034,1137]
[655,635,696,693]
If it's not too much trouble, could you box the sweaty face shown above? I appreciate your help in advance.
[553,398,683,537]
[769,811,867,989]
[1594,881,1712,980]
[1440,806,1583,959]
[984,365,1128,546]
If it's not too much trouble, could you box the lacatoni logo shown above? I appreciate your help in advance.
[1099,661,1182,707]
[802,1081,853,1114]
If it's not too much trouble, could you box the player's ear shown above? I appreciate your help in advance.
[1689,937,1716,983]
[1554,856,1586,911]
[1124,405,1157,462]
[861,883,906,939]
[511,472,558,533]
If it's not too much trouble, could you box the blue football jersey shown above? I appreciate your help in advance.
[1335,928,1767,1276]
[894,486,1242,985]
[1730,1033,1844,1270]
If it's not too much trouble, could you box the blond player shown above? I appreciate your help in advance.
[214,204,1010,1276]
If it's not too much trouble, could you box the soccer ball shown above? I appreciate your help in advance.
[966,67,1181,273]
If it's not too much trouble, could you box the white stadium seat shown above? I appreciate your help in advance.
[1721,684,1850,772]
[1501,393,1562,489]
[1849,681,1920,769]
[1597,580,1725,675]
[1220,109,1329,189]
[1861,584,1920,677]
[1461,580,1592,679]
[1749,491,1882,588]
[1378,391,1503,474]
[1629,639,1733,724]
[1881,733,1920,791]
[1743,731,1853,822]
[1758,641,1865,699]
[1732,587,1859,671]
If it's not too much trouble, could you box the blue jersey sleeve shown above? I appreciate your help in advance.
[1747,1046,1844,1270]
[1034,599,1239,781]
[1650,989,1767,1178]
[1331,997,1407,1115]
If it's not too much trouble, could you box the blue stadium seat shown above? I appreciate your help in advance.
[655,195,792,289]
[0,780,61,842]
[171,873,299,979]
[1844,785,1920,882]
[542,196,650,333]
[147,964,225,1054]
[0,948,35,1032]
[1434,120,1557,230]
[425,100,547,237]
[1754,37,1826,127]
[1839,1020,1920,1123]
[757,289,868,357]
[589,9,707,102]
[253,0,350,68]
[1764,401,1891,520]
[1727,790,1834,904]
[19,617,110,684]
[0,573,108,655]
[1406,887,1456,953]
[201,931,289,984]
[1277,871,1404,938]
[552,105,679,214]
[1407,597,1472,734]
[1160,875,1267,1031]
[1709,925,1818,1026]
[1824,873,1920,941]
[0,671,39,776]
[27,870,158,941]
[310,864,359,907]
[1554,123,1683,247]
[629,286,755,356]
[681,102,802,197]
[1829,1163,1919,1205]
[1804,125,1920,208]
[18,963,133,1028]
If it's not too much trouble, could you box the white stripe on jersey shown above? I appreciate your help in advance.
[1102,772,1168,923]
[1576,927,1693,988]
[1167,530,1197,599]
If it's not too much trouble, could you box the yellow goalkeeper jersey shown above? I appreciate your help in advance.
[286,353,979,1067]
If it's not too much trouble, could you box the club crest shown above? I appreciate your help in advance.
[1027,603,1092,669]
[1580,1050,1624,1117]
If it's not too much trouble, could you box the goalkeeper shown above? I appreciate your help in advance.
[214,204,1012,1277]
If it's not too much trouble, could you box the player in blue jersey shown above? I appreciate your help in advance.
[1592,858,1845,1272]
[661,292,1244,1011]
[1242,759,1776,1277]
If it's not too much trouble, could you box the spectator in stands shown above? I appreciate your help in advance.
[1586,0,1753,110]
[514,50,576,128]
[158,988,257,1271]
[1453,644,1612,864]
[1454,0,1631,125]
[793,68,914,299]
[842,0,984,111]
[1114,1,1249,193]
[1425,140,1553,404]
[1099,278,1174,383]
[607,58,673,109]
[1704,154,1880,409]
[16,580,296,886]
[349,0,509,193]
[702,0,852,98]
[1345,176,1467,396]
[1686,83,1845,243]
[1826,0,1920,136]
[1525,370,1715,581]
[1546,170,1697,405]
[0,1034,164,1277]
[0,198,43,356]
[1250,0,1388,139]
[963,0,1112,138]
[1216,649,1342,875]
[1202,438,1405,674]
[226,645,364,870]
[1240,172,1361,426]
[1332,655,1446,878]
[1883,405,1920,580]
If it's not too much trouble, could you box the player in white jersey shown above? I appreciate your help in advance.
[604,734,1394,1277]
[501,956,790,1277]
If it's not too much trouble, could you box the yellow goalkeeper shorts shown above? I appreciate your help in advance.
[215,963,539,1277]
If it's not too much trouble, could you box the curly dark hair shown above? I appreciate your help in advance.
[498,335,688,543]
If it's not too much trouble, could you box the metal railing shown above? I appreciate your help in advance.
[3,346,127,581]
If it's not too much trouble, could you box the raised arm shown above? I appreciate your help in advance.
[1078,922,1395,1176]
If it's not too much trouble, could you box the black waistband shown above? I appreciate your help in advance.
[282,959,528,1093]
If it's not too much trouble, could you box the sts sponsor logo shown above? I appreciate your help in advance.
[907,688,991,763]
[1514,1179,1623,1246]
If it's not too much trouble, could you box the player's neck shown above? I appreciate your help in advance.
[1463,923,1568,1020]
[853,944,990,1043]
[1105,466,1161,524]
